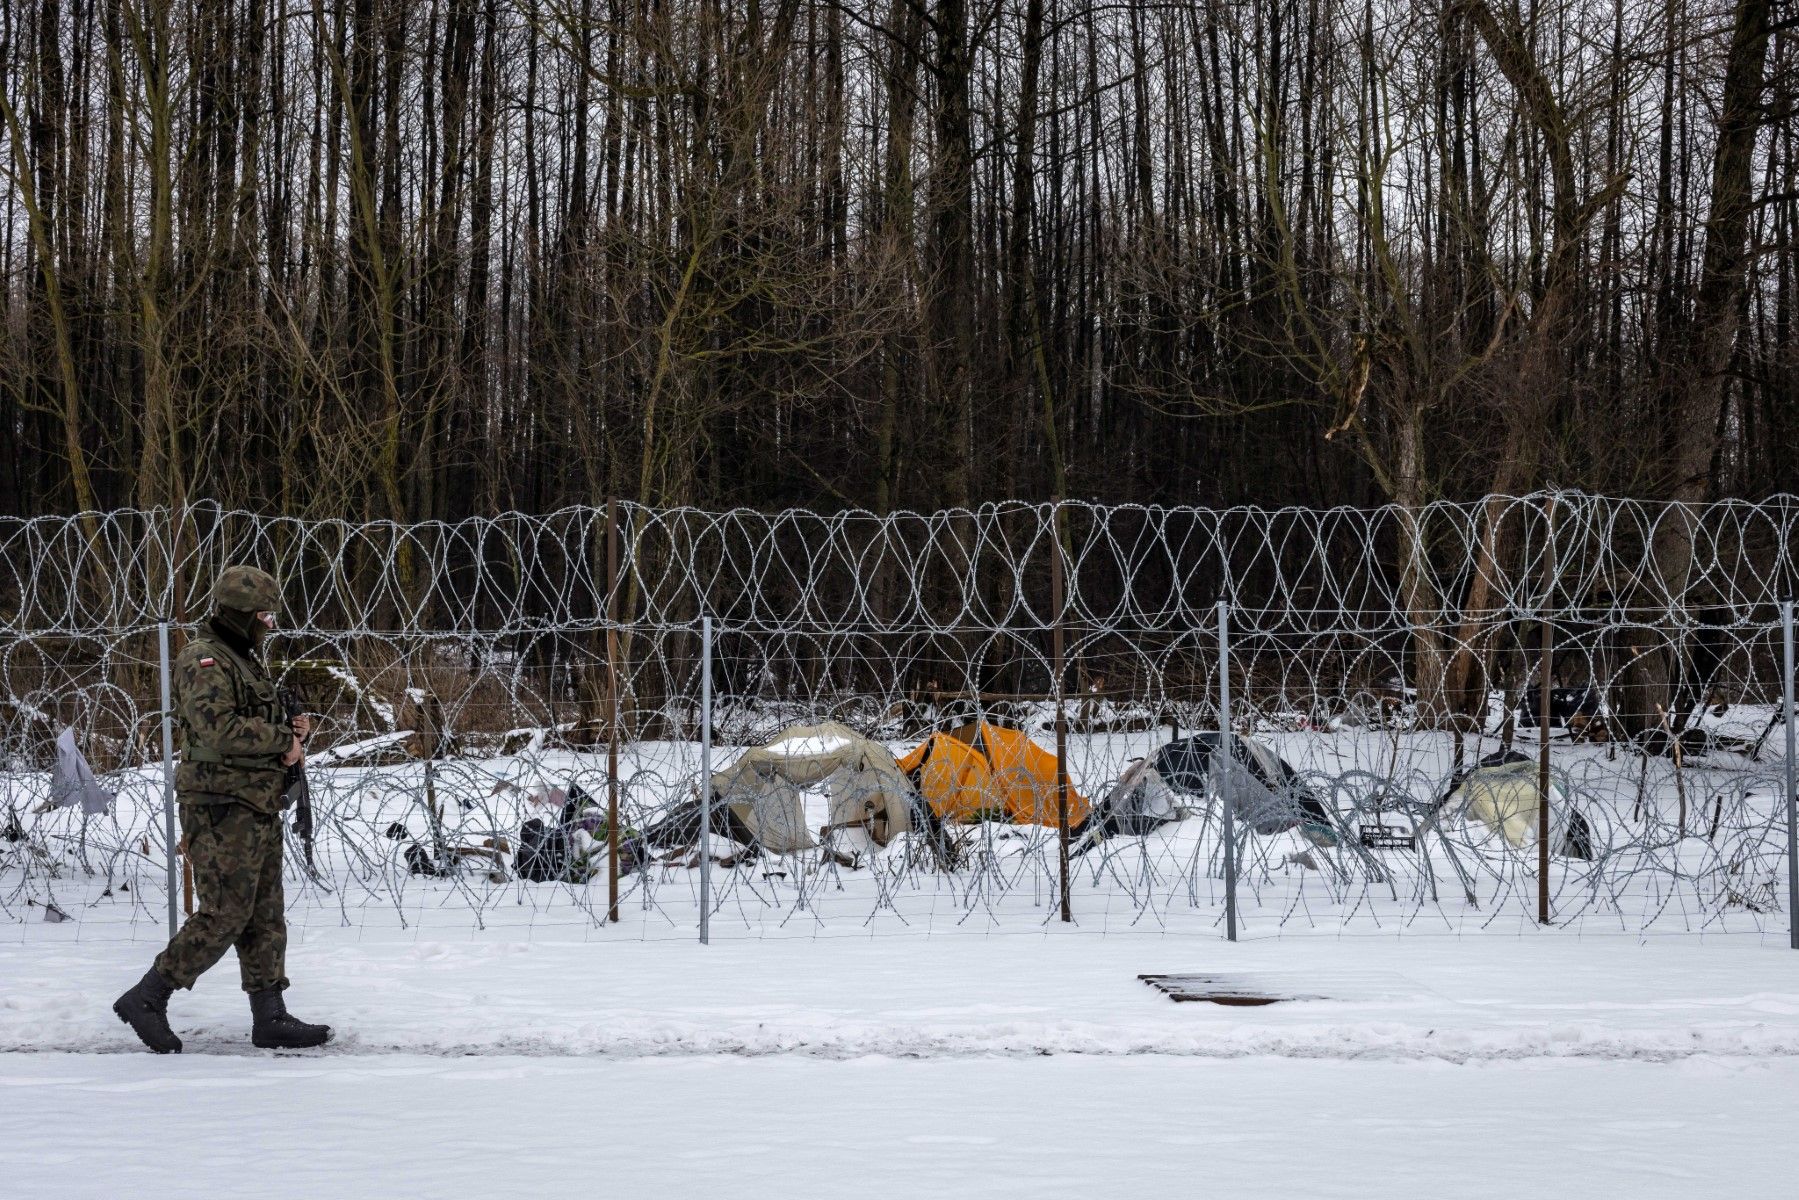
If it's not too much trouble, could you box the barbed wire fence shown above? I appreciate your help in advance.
[2,494,1796,944]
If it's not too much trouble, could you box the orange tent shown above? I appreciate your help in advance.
[897,720,1090,826]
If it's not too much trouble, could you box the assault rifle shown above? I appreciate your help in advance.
[278,686,315,872]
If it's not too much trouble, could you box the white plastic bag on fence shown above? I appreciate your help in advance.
[51,726,113,815]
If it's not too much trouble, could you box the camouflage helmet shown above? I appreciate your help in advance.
[211,565,281,614]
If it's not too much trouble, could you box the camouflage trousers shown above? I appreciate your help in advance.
[155,803,289,993]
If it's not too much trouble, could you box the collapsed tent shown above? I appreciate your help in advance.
[641,721,916,860]
[1075,732,1337,849]
[1441,749,1604,860]
[1075,756,1180,843]
[710,721,915,853]
[897,720,1090,827]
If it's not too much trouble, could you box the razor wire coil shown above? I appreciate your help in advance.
[1,494,1795,942]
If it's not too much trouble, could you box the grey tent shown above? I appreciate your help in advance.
[1074,732,1336,850]
[705,721,916,854]
[1075,756,1181,844]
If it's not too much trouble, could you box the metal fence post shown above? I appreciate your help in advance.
[699,614,713,946]
[1538,496,1557,925]
[1217,600,1236,942]
[1784,599,1796,951]
[605,498,621,924]
[1052,500,1071,923]
[1537,611,1554,924]
[157,621,178,936]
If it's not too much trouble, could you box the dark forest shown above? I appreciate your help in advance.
[1,0,1793,520]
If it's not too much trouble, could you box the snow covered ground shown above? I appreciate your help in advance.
[5,933,1799,1195]
[8,716,1798,1194]
[7,1054,1795,1199]
[7,933,1799,1059]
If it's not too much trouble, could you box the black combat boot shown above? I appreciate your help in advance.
[248,988,332,1050]
[113,969,182,1054]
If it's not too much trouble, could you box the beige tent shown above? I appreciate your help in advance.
[710,721,915,854]
[1448,753,1604,859]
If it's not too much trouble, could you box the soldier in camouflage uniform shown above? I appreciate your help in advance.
[113,566,332,1053]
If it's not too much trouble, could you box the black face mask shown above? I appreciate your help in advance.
[210,606,265,658]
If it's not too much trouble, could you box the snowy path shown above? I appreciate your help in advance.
[8,937,1799,1196]
[5,934,1799,1061]
[4,1054,1795,1198]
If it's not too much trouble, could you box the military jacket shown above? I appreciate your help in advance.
[173,628,293,812]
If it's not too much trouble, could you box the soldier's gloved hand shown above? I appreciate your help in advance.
[281,734,304,768]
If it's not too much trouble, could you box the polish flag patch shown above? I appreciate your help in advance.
[198,657,216,667]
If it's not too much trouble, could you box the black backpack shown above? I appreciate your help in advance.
[515,816,573,882]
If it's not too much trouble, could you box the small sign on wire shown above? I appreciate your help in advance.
[1359,823,1416,850]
